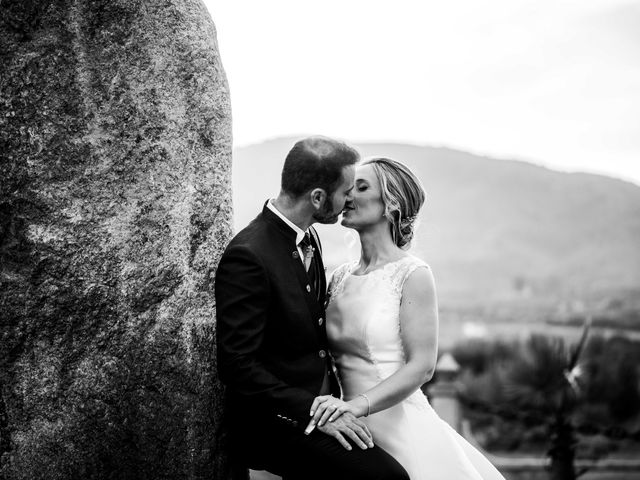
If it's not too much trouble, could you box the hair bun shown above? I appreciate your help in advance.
[397,214,418,248]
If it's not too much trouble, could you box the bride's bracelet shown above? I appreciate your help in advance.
[357,393,371,417]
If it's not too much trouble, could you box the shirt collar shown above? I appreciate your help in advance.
[266,199,306,245]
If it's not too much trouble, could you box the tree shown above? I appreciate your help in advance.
[501,321,590,480]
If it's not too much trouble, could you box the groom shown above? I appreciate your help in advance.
[215,136,408,480]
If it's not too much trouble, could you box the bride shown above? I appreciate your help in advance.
[305,157,505,480]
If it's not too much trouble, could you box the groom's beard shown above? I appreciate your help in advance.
[313,198,342,224]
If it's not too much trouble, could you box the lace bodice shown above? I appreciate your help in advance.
[326,255,430,401]
[328,255,428,301]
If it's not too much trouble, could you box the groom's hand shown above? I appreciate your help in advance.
[311,412,374,451]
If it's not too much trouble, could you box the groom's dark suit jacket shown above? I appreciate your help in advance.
[215,203,339,459]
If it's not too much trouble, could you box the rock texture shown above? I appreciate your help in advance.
[0,1,234,478]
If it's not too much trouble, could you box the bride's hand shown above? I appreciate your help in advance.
[308,395,353,428]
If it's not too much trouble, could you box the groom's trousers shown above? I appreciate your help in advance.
[231,418,409,480]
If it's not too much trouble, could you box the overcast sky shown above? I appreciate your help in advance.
[205,0,640,185]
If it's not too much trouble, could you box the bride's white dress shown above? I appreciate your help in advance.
[326,255,505,480]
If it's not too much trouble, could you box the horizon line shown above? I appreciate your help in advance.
[232,134,640,188]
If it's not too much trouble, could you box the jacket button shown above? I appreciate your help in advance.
[292,251,299,259]
[318,317,324,326]
[319,350,326,358]
[306,285,311,292]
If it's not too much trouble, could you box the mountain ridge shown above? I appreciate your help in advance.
[232,137,640,312]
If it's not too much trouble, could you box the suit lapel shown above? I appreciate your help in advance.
[291,249,323,319]
[261,204,324,322]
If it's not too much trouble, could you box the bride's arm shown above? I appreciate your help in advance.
[308,265,438,426]
[310,266,438,425]
[348,265,438,418]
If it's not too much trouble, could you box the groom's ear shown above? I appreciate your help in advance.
[309,188,327,210]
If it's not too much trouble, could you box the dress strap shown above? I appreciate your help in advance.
[390,256,430,295]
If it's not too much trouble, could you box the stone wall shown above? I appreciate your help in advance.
[0,1,233,478]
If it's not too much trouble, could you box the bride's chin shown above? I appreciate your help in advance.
[340,216,355,228]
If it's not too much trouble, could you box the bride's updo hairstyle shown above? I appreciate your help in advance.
[362,157,426,249]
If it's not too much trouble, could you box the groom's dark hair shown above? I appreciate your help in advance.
[281,136,359,198]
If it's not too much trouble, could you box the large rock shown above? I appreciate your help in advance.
[0,1,234,478]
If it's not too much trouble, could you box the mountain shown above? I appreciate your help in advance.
[231,137,640,316]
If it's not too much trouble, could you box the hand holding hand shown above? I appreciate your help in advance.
[306,395,353,432]
[312,411,375,451]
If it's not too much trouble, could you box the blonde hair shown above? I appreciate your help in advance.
[362,157,426,249]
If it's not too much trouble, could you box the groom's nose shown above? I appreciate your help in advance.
[346,190,354,203]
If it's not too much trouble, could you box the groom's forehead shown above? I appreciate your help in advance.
[341,165,356,183]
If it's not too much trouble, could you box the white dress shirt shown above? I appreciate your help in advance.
[267,199,307,266]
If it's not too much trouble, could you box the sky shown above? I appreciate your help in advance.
[204,0,640,185]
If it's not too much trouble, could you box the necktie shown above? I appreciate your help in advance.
[299,232,321,302]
